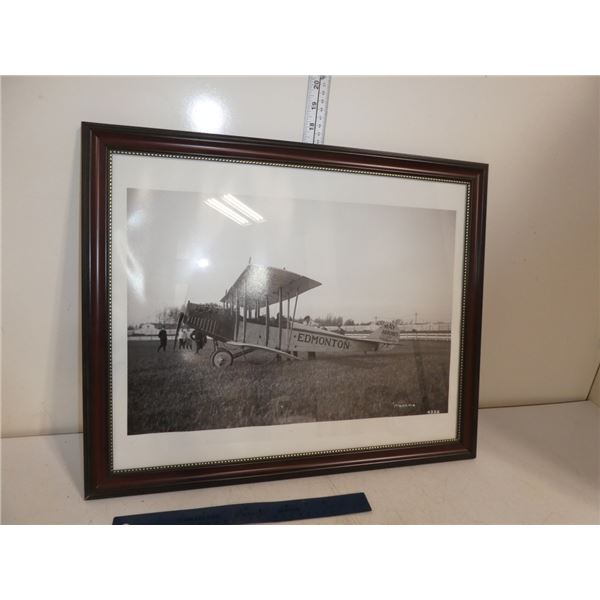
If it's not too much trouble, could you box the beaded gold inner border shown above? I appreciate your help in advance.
[107,150,472,473]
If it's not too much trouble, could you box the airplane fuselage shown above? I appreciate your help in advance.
[183,303,381,358]
[237,321,377,354]
[181,265,394,365]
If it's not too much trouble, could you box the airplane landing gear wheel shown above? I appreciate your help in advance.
[211,349,234,368]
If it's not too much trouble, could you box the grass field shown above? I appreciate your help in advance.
[127,339,451,435]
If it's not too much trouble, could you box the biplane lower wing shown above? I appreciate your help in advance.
[227,341,302,360]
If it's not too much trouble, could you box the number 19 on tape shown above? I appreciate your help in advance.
[303,76,331,144]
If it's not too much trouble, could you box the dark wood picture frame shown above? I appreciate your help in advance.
[82,121,487,499]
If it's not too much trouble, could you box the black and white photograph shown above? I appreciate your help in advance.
[78,122,484,496]
[126,187,457,436]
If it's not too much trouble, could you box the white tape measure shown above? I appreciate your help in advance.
[302,75,331,144]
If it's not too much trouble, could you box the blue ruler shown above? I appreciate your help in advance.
[113,492,371,525]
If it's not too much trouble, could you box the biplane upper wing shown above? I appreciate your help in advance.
[220,265,321,307]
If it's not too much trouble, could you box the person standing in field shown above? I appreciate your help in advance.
[191,329,206,354]
[180,329,188,350]
[157,328,168,352]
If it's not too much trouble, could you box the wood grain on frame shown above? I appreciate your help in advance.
[82,122,487,499]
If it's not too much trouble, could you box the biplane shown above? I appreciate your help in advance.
[174,264,401,367]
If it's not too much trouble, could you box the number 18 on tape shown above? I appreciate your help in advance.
[303,76,331,144]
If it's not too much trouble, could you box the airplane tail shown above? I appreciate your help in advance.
[365,321,402,345]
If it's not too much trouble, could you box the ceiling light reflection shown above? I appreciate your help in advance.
[127,210,145,228]
[195,258,210,269]
[188,97,227,132]
[205,197,249,226]
[222,194,265,223]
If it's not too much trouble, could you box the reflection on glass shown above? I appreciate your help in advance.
[222,194,265,223]
[117,234,145,302]
[205,197,249,226]
[127,209,145,228]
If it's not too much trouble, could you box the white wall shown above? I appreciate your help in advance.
[589,372,600,406]
[2,76,599,437]
[0,76,3,436]
[591,83,600,408]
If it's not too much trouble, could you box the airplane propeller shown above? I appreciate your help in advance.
[173,312,184,350]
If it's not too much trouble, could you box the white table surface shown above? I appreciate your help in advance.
[2,401,598,524]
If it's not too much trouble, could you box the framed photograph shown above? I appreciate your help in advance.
[82,122,487,499]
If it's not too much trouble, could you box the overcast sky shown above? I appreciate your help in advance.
[126,188,456,325]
